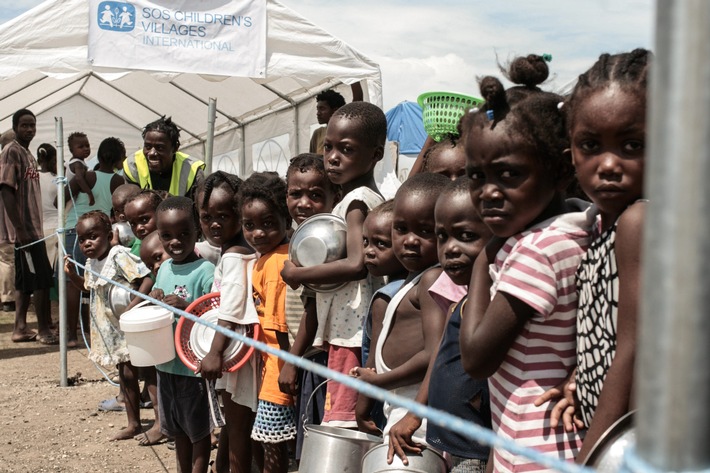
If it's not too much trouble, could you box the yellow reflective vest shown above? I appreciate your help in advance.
[123,150,204,196]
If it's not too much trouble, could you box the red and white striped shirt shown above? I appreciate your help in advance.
[488,204,595,473]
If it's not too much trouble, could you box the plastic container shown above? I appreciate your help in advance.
[119,301,175,366]
[417,91,484,141]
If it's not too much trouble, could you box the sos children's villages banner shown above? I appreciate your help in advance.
[88,0,266,77]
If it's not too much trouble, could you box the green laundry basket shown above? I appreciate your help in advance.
[417,91,484,141]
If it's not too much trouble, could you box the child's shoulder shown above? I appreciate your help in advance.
[335,186,384,216]
[417,266,444,290]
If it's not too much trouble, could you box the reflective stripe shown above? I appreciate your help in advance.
[124,150,204,195]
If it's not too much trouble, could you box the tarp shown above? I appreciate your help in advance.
[385,101,426,155]
[0,0,382,176]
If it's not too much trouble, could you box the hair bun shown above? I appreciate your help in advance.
[507,54,549,88]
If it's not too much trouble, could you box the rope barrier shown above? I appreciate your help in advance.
[62,252,594,473]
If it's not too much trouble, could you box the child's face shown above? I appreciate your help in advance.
[392,191,439,273]
[112,196,127,222]
[427,146,467,180]
[323,116,382,187]
[198,187,241,248]
[363,212,405,278]
[140,233,169,275]
[287,169,336,225]
[156,209,199,264]
[571,86,645,225]
[241,199,288,255]
[125,197,157,240]
[435,192,492,286]
[466,122,558,238]
[76,217,111,261]
[70,136,91,160]
[142,130,176,173]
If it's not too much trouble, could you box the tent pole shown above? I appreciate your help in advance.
[240,128,247,178]
[635,0,710,469]
[205,98,216,174]
[56,117,68,388]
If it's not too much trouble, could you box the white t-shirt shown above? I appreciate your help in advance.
[38,171,58,229]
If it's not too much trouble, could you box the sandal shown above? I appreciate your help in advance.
[98,397,126,412]
[37,333,59,345]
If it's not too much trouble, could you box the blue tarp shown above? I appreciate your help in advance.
[385,101,427,155]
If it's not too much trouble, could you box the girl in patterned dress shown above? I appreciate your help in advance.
[541,49,651,463]
[64,210,153,441]
[459,55,594,473]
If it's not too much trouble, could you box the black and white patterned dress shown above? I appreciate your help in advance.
[575,219,619,428]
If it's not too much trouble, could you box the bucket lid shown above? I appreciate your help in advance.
[120,304,175,332]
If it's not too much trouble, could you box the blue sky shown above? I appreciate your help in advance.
[0,0,655,110]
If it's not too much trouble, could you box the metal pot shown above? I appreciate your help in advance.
[289,214,348,293]
[583,410,636,471]
[108,284,132,317]
[112,222,135,247]
[361,443,447,473]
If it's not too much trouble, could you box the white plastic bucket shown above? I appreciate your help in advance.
[119,301,176,367]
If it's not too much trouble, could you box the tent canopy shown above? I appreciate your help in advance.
[385,101,426,155]
[0,0,382,175]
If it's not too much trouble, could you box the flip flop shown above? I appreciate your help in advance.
[98,397,126,412]
[12,331,38,343]
[37,333,59,345]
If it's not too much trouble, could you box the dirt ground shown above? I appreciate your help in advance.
[0,304,178,472]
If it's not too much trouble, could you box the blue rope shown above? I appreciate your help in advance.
[63,254,593,473]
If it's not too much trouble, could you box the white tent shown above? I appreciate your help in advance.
[0,0,382,176]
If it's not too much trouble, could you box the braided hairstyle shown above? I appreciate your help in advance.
[462,54,573,187]
[36,143,57,167]
[239,172,291,228]
[197,170,243,214]
[143,116,181,150]
[156,196,199,231]
[564,48,651,131]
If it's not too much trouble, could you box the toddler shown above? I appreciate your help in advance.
[459,54,594,472]
[149,196,218,473]
[66,131,94,205]
[124,189,163,257]
[281,101,388,428]
[421,137,466,180]
[351,172,449,446]
[64,211,153,441]
[240,172,295,473]
[388,177,493,471]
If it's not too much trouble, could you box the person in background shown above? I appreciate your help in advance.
[37,143,58,274]
[0,130,17,313]
[123,116,205,197]
[65,132,94,205]
[309,83,363,154]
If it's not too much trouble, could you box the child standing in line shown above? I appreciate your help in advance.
[421,137,467,180]
[124,189,163,257]
[240,172,295,473]
[66,131,95,205]
[196,171,259,473]
[459,57,594,473]
[64,211,153,440]
[111,184,141,225]
[355,199,408,434]
[280,102,387,428]
[351,172,449,445]
[149,196,218,473]
[139,230,169,277]
[277,154,339,462]
[387,177,493,471]
[37,143,58,272]
[539,49,651,464]
[63,137,125,348]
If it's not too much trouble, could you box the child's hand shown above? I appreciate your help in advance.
[355,395,382,436]
[63,255,76,275]
[534,368,584,431]
[88,192,95,206]
[350,366,377,384]
[278,363,299,395]
[387,413,424,465]
[280,260,301,289]
[196,351,223,380]
[162,294,188,310]
[148,289,165,301]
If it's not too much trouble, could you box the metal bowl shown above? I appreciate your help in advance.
[108,284,133,317]
[583,410,636,471]
[112,222,135,247]
[289,214,347,293]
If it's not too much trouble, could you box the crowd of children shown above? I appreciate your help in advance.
[49,47,650,473]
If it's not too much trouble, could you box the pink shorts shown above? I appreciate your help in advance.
[321,345,361,427]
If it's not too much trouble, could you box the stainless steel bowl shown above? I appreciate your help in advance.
[583,410,636,471]
[108,284,133,317]
[289,214,347,293]
[112,222,135,247]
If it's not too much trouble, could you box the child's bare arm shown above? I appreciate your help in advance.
[281,202,369,287]
[124,276,154,312]
[577,202,644,463]
[70,162,95,203]
[63,256,85,290]
[278,297,318,395]
[460,250,529,378]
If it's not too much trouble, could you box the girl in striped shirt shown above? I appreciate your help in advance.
[459,55,594,473]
